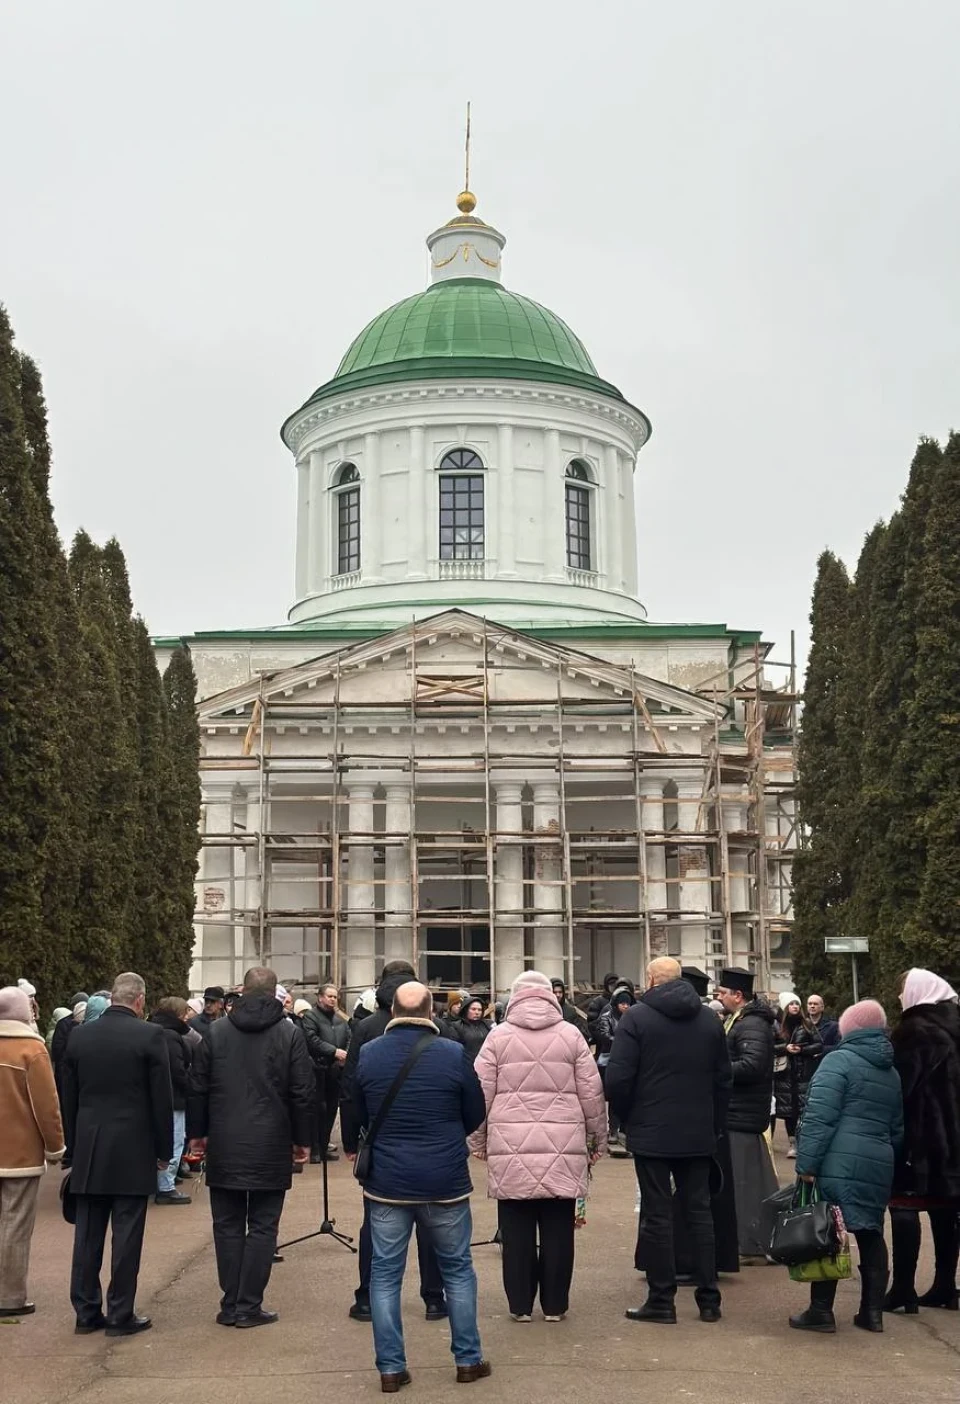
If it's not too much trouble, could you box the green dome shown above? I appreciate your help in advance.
[339,279,598,379]
[287,279,629,424]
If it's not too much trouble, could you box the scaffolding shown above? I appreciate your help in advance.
[194,621,798,998]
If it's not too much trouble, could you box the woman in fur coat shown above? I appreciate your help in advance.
[884,969,960,1313]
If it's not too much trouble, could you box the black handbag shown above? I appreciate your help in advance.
[767,1180,840,1266]
[353,1033,434,1185]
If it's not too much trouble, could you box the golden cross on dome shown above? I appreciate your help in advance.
[457,102,477,214]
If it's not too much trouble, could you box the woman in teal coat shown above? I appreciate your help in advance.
[790,1000,903,1335]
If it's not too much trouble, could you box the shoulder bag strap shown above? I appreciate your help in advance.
[363,1032,435,1149]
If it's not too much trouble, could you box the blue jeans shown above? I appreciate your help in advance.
[369,1199,482,1376]
[157,1110,185,1194]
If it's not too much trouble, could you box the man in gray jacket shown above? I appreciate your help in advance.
[301,984,350,1161]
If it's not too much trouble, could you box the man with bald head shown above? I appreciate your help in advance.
[605,957,731,1325]
[354,981,489,1390]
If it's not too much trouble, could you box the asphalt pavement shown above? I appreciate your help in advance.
[4,1141,959,1404]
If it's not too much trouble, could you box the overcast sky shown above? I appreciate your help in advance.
[3,1,957,679]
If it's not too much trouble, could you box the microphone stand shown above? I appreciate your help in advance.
[278,1154,356,1254]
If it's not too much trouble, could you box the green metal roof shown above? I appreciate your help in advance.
[282,279,645,434]
[338,279,598,378]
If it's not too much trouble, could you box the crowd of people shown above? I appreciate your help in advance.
[0,957,958,1388]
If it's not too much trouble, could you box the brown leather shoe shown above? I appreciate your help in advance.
[456,1362,492,1384]
[380,1370,411,1393]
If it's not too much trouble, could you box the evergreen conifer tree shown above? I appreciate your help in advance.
[0,308,63,999]
[905,432,960,978]
[18,353,85,996]
[68,533,139,981]
[162,644,201,991]
[792,552,853,1003]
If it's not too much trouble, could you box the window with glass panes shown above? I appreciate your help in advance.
[565,481,591,569]
[439,450,485,560]
[337,485,360,573]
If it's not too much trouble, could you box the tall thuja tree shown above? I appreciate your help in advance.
[905,433,960,979]
[866,440,942,998]
[162,644,201,992]
[791,552,854,1002]
[18,354,85,990]
[0,308,63,997]
[68,533,139,981]
[128,619,165,992]
[831,524,886,993]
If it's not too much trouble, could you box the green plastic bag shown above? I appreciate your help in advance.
[789,1251,853,1283]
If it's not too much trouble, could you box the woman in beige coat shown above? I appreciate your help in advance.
[0,985,65,1317]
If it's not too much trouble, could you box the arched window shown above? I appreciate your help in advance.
[332,463,360,574]
[565,460,593,571]
[438,449,485,561]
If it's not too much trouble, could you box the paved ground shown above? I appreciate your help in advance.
[5,1143,960,1404]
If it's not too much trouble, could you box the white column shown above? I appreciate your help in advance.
[494,782,525,990]
[676,776,711,962]
[532,782,564,971]
[407,425,426,578]
[497,424,515,577]
[307,449,325,593]
[344,781,377,993]
[239,786,262,981]
[197,785,237,990]
[603,444,622,590]
[723,792,751,915]
[621,451,640,597]
[543,429,566,581]
[295,458,309,599]
[383,784,412,963]
[640,778,667,960]
[363,431,380,581]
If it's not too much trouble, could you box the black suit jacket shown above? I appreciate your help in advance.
[62,1005,174,1196]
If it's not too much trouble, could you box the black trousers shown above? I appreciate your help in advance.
[497,1198,576,1317]
[210,1187,286,1316]
[70,1194,149,1326]
[357,1196,443,1307]
[890,1206,960,1295]
[635,1156,719,1309]
[598,1065,621,1139]
[810,1227,887,1309]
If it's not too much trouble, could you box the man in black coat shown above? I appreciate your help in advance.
[340,960,447,1323]
[149,998,194,1205]
[301,983,350,1162]
[716,966,779,1260]
[550,978,589,1038]
[188,986,225,1041]
[50,991,88,1097]
[606,957,732,1324]
[187,966,314,1329]
[62,972,174,1337]
[586,973,622,1047]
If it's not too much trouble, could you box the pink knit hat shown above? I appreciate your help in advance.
[0,985,33,1023]
[838,999,887,1037]
[510,970,553,995]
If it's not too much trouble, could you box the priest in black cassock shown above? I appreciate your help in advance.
[715,966,779,1261]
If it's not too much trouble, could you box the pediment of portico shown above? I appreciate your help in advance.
[198,609,722,732]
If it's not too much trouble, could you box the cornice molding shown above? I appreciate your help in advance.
[285,379,649,455]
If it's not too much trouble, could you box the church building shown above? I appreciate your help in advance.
[156,184,797,1000]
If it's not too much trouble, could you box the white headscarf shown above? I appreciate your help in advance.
[900,968,959,1010]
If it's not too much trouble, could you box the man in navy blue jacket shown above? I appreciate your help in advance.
[354,981,489,1392]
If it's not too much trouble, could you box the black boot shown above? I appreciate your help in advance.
[917,1208,960,1309]
[854,1265,885,1332]
[884,1209,920,1314]
[789,1279,837,1333]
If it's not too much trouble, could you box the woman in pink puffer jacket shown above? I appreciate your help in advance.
[469,970,607,1322]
